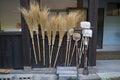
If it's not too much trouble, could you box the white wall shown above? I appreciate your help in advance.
[98,0,120,51]
[0,0,20,31]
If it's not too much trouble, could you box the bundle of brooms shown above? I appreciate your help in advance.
[68,10,87,66]
[46,19,52,67]
[50,16,60,67]
[53,15,67,68]
[65,12,81,66]
[39,7,49,66]
[20,2,87,67]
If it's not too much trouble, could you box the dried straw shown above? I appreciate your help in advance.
[30,3,41,61]
[53,15,67,68]
[50,16,59,67]
[20,8,38,64]
[70,33,81,67]
[77,9,87,23]
[65,12,79,65]
[46,20,52,67]
[76,9,87,29]
[39,7,49,66]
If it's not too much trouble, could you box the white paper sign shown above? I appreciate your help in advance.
[80,21,91,29]
[82,29,92,37]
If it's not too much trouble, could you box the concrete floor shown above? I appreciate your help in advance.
[96,60,120,79]
[96,60,120,73]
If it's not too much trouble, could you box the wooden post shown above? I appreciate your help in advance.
[88,0,98,66]
[20,0,31,68]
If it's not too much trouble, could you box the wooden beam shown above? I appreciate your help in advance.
[20,0,31,67]
[88,0,98,66]
[77,0,83,8]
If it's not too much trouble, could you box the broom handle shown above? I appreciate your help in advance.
[53,46,60,68]
[50,45,53,67]
[37,34,41,61]
[79,44,84,66]
[75,41,79,67]
[48,45,51,68]
[67,37,71,66]
[43,39,45,66]
[78,36,83,66]
[65,40,69,66]
[70,43,75,65]
[31,38,38,64]
[84,45,87,68]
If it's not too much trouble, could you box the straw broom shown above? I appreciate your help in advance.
[82,37,89,75]
[78,36,84,66]
[46,20,52,67]
[50,16,60,67]
[67,28,74,65]
[65,12,79,65]
[68,10,87,65]
[39,7,49,66]
[53,15,67,68]
[30,3,41,61]
[72,33,81,67]
[83,37,89,68]
[20,8,38,64]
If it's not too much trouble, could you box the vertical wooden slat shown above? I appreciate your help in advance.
[88,0,98,66]
[20,0,31,67]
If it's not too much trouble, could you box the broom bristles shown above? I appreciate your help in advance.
[46,20,52,45]
[20,8,33,29]
[39,7,49,29]
[58,16,67,46]
[66,12,78,29]
[29,3,41,59]
[51,16,59,45]
[39,7,49,39]
[30,3,40,33]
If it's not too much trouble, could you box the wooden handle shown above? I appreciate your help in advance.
[53,47,60,68]
[50,45,53,67]
[32,39,38,64]
[43,39,45,66]
[65,41,69,66]
[37,34,41,61]
[75,42,79,67]
[70,43,75,65]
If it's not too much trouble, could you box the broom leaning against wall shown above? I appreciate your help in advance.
[81,21,93,75]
